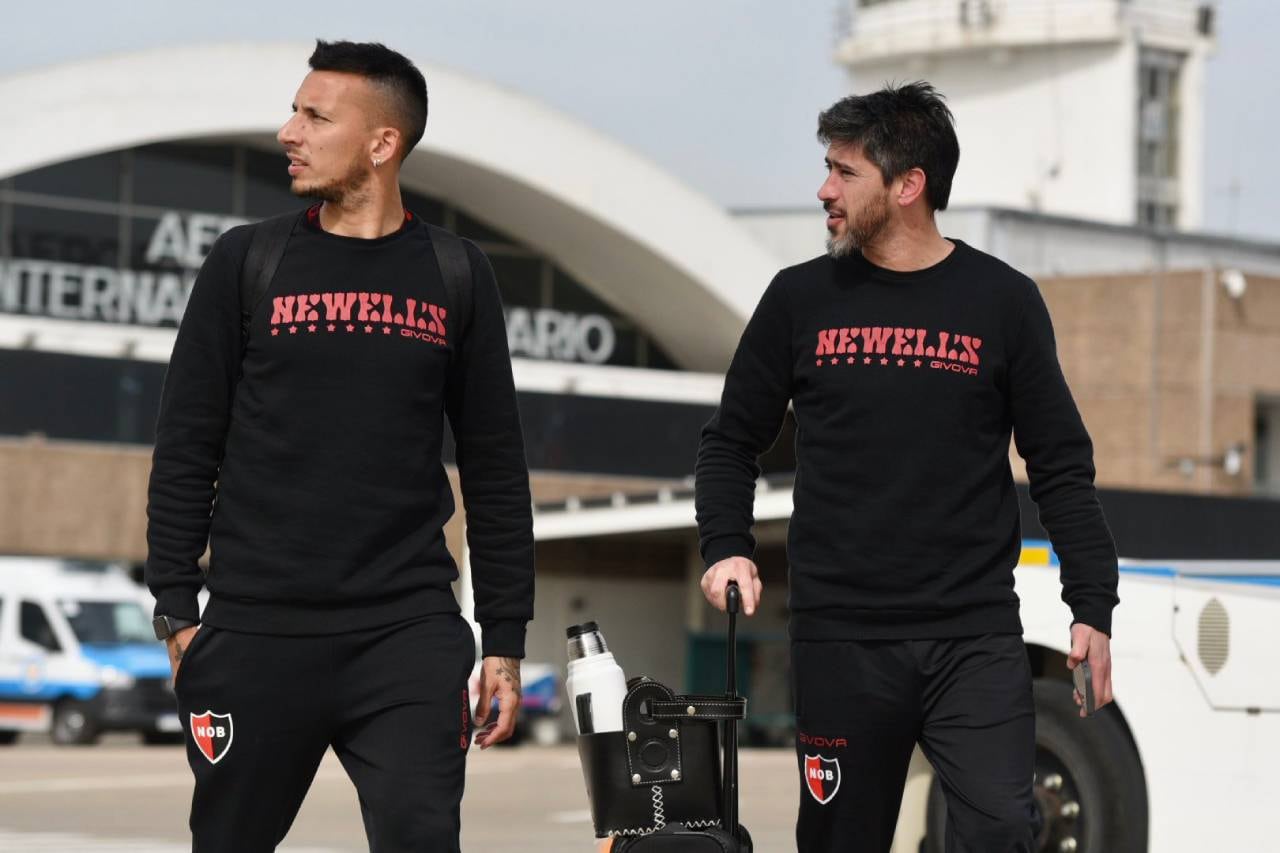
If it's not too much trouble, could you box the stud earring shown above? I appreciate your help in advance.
[373,157,382,168]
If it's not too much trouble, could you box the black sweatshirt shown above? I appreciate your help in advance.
[145,206,534,658]
[695,240,1119,640]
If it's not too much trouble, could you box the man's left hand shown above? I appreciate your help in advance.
[473,655,521,749]
[1067,623,1114,718]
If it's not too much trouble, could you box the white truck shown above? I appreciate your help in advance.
[0,557,181,745]
[903,541,1280,853]
[532,489,1280,852]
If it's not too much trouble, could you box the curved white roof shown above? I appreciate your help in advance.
[0,43,783,370]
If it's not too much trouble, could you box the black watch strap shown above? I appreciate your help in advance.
[153,615,200,641]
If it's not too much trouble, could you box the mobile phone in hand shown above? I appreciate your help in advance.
[1072,660,1096,716]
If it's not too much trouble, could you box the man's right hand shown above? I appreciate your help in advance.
[701,556,762,616]
[165,624,201,682]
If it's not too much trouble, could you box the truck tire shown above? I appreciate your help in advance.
[51,700,100,746]
[0,731,17,745]
[922,678,1148,852]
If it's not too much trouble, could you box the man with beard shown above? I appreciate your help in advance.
[145,41,533,852]
[694,83,1118,852]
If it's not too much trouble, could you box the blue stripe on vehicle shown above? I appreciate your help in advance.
[77,643,171,678]
[0,680,99,701]
[1017,541,1278,588]
[1118,566,1177,578]
[1181,574,1280,587]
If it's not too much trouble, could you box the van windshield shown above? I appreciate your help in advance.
[58,600,153,645]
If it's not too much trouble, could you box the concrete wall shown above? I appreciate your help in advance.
[837,0,1212,229]
[0,438,679,562]
[0,438,153,560]
[1021,270,1280,494]
[849,41,1140,224]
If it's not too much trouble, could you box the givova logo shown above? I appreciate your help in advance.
[190,711,234,765]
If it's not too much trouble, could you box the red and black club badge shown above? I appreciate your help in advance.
[804,754,841,805]
[190,711,234,765]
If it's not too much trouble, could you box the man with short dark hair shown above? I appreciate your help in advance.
[145,40,533,852]
[694,83,1119,851]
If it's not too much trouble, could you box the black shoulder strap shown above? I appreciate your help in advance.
[423,223,473,356]
[240,211,303,351]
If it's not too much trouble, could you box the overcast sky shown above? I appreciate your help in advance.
[2,0,1275,241]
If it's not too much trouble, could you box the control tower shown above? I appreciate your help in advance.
[836,0,1216,229]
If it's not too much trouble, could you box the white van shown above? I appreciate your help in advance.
[0,556,181,745]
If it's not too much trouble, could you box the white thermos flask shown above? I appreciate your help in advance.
[565,621,627,734]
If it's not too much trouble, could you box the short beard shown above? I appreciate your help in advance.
[825,231,858,259]
[825,190,891,259]
[291,153,370,206]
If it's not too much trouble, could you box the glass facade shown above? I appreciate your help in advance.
[0,140,736,474]
[0,348,738,476]
[0,141,677,369]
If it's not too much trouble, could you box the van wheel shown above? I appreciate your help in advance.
[922,678,1147,852]
[0,731,17,745]
[51,700,100,746]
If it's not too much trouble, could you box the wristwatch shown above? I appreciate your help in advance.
[153,615,200,641]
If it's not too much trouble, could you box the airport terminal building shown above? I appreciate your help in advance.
[3,44,1280,711]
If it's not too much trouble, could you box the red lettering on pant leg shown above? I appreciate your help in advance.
[816,329,838,356]
[461,689,470,749]
[270,295,296,324]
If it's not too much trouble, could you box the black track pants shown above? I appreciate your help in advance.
[174,613,476,853]
[792,634,1039,853]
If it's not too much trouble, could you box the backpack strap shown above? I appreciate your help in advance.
[423,223,473,358]
[239,210,303,351]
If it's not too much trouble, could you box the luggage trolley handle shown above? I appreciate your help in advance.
[723,580,741,836]
[725,581,740,692]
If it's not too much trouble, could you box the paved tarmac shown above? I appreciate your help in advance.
[0,735,798,851]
